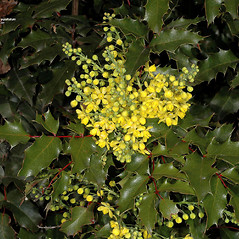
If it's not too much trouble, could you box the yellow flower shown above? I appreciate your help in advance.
[97,202,115,218]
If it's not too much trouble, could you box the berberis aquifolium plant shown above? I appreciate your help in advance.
[1,0,239,238]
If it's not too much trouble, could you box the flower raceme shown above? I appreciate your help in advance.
[63,16,198,163]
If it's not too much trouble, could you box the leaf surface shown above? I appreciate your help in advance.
[19,135,62,177]
[0,213,15,239]
[159,198,179,219]
[205,0,223,24]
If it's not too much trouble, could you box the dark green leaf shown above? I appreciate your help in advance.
[229,186,239,221]
[84,153,107,186]
[0,121,29,147]
[4,68,36,104]
[18,228,44,239]
[35,109,59,135]
[165,17,205,30]
[153,162,186,180]
[33,0,71,18]
[207,138,239,165]
[125,38,150,76]
[230,74,239,88]
[209,87,239,117]
[0,213,15,239]
[205,0,223,24]
[220,228,239,239]
[118,174,148,212]
[126,153,149,175]
[203,176,227,228]
[19,135,62,177]
[109,18,148,39]
[159,198,179,219]
[39,60,76,105]
[150,29,203,54]
[66,121,84,135]
[95,223,111,238]
[222,167,239,184]
[182,153,217,201]
[188,217,208,239]
[52,171,70,201]
[157,179,195,195]
[144,0,169,33]
[68,137,99,174]
[196,50,239,83]
[138,193,157,233]
[224,0,239,19]
[61,205,94,236]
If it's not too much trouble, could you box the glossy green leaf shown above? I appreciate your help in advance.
[188,217,208,239]
[61,205,94,236]
[150,29,203,54]
[144,0,169,33]
[209,87,239,117]
[159,198,179,219]
[39,60,76,105]
[0,121,29,147]
[18,228,43,239]
[68,137,99,174]
[220,228,239,239]
[125,38,150,76]
[138,193,157,233]
[19,135,62,177]
[196,50,239,83]
[205,0,223,24]
[4,68,36,104]
[33,0,71,18]
[207,138,239,165]
[222,167,239,184]
[126,153,149,175]
[165,17,204,30]
[95,223,111,238]
[84,153,107,186]
[35,109,59,135]
[52,171,70,201]
[229,186,239,221]
[203,176,227,228]
[230,74,239,88]
[118,174,148,212]
[18,29,56,52]
[182,153,217,201]
[207,123,233,143]
[157,179,195,195]
[0,213,15,239]
[153,162,186,180]
[20,44,64,69]
[109,18,148,39]
[66,121,84,135]
[224,0,239,19]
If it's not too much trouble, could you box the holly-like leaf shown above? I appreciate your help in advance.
[0,213,15,239]
[4,67,36,104]
[220,228,239,239]
[207,138,239,165]
[144,0,169,33]
[138,193,157,233]
[153,162,186,180]
[125,38,150,76]
[84,153,107,186]
[52,171,70,201]
[224,0,239,19]
[33,0,70,18]
[35,109,59,135]
[222,167,239,184]
[164,17,204,30]
[68,137,99,174]
[188,217,208,239]
[109,18,148,39]
[158,179,195,195]
[150,29,203,54]
[203,176,227,228]
[205,0,223,24]
[230,74,239,88]
[159,198,179,219]
[118,174,148,212]
[66,121,84,135]
[0,121,29,147]
[209,87,239,118]
[229,186,239,221]
[61,205,94,236]
[19,135,62,177]
[196,50,239,83]
[182,153,217,201]
[39,60,76,105]
[126,153,149,175]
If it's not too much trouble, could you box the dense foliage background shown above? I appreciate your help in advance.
[0,0,239,238]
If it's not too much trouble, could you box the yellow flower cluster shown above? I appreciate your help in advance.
[108,221,131,239]
[62,14,198,163]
